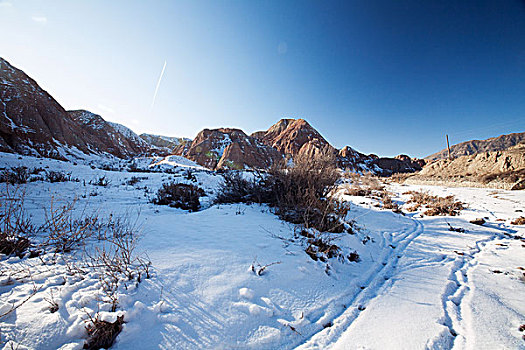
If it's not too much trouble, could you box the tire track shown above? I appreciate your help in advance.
[295,217,425,350]
[430,228,507,349]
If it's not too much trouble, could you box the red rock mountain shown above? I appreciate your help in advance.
[251,118,335,157]
[0,57,423,174]
[178,118,422,174]
[68,110,150,158]
[174,128,282,170]
[0,57,150,159]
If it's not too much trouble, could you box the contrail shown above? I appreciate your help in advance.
[151,60,167,110]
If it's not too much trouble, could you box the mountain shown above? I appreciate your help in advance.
[176,118,423,174]
[407,143,525,190]
[426,132,525,161]
[0,56,423,174]
[251,118,335,157]
[0,57,150,159]
[140,133,191,154]
[68,110,150,158]
[173,128,282,170]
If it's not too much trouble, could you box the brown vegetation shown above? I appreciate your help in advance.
[0,185,33,257]
[152,182,205,212]
[405,190,464,216]
[83,314,124,350]
[511,217,525,225]
[216,147,351,233]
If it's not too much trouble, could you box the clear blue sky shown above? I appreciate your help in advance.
[1,0,524,157]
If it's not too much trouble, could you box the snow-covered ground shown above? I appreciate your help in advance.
[0,153,524,349]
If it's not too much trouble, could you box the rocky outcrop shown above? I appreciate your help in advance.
[0,57,151,159]
[69,110,150,158]
[140,133,191,154]
[0,57,92,159]
[426,132,525,161]
[371,156,424,175]
[251,118,423,175]
[174,128,282,170]
[251,119,335,157]
[406,143,525,190]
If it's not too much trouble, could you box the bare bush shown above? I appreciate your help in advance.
[85,214,151,313]
[423,196,464,216]
[216,148,350,233]
[250,258,282,276]
[405,191,464,216]
[216,172,259,204]
[511,217,525,225]
[0,185,33,257]
[1,167,29,184]
[45,170,71,183]
[479,168,525,185]
[152,182,205,211]
[342,172,384,197]
[83,313,124,350]
[125,176,144,186]
[380,191,400,213]
[90,176,110,187]
[297,229,359,267]
[40,198,95,253]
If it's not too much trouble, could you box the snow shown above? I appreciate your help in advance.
[107,122,148,148]
[0,152,524,349]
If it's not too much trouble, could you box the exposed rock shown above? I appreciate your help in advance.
[371,157,423,175]
[337,146,374,172]
[0,57,91,159]
[140,133,191,154]
[175,128,282,170]
[426,132,525,161]
[69,110,150,158]
[252,118,335,157]
[405,143,525,190]
[0,57,151,159]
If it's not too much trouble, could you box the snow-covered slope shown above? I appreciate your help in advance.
[0,152,523,349]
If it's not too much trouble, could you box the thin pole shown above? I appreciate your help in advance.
[446,134,452,160]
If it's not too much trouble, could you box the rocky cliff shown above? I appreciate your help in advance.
[0,57,152,159]
[407,143,525,190]
[174,128,282,170]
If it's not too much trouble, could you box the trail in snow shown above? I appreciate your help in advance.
[295,185,525,350]
[296,218,425,349]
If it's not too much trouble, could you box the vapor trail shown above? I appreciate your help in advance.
[151,60,167,109]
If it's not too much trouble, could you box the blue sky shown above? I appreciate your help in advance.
[1,0,524,157]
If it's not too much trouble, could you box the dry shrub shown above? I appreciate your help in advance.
[511,217,525,225]
[152,182,205,212]
[0,185,33,257]
[343,185,371,197]
[90,176,110,187]
[381,192,400,212]
[269,150,347,232]
[84,314,124,350]
[298,230,359,263]
[1,167,29,184]
[40,198,95,253]
[342,172,383,197]
[45,170,71,183]
[479,169,525,185]
[405,191,464,216]
[216,147,350,233]
[215,172,261,204]
[361,173,384,191]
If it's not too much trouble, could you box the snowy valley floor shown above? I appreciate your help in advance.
[0,153,524,349]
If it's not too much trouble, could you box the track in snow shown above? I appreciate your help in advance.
[295,217,425,349]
